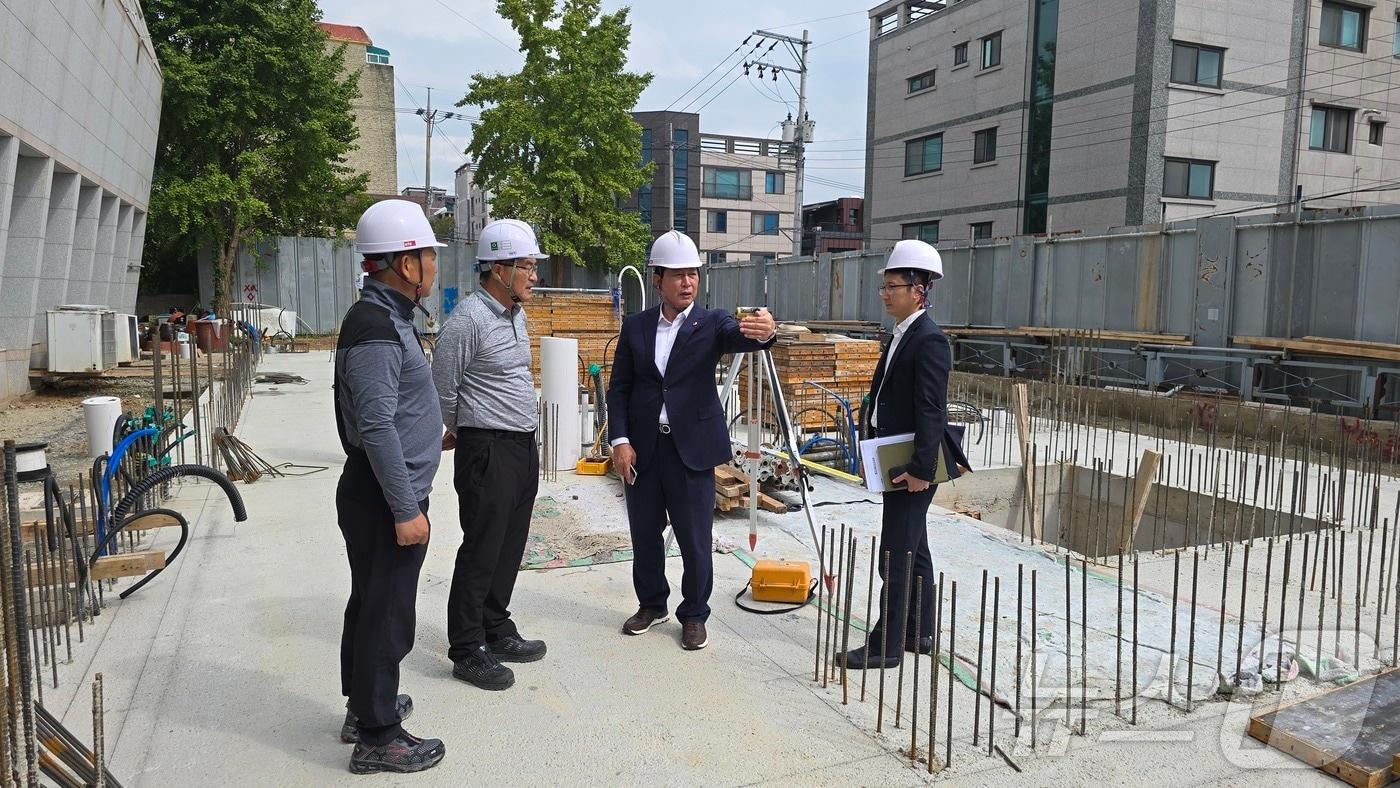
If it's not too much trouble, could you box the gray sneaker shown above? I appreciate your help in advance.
[340,694,413,743]
[348,729,445,775]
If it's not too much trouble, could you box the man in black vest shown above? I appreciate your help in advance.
[842,239,951,670]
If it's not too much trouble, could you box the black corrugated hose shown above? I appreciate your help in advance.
[88,465,247,598]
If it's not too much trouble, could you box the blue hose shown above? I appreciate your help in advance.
[98,426,159,555]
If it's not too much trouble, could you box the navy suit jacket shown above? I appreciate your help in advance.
[865,311,955,483]
[607,304,774,472]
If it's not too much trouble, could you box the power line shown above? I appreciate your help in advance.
[428,0,521,58]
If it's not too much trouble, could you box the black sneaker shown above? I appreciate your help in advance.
[622,608,669,635]
[452,645,515,691]
[340,694,413,743]
[487,634,547,663]
[348,729,445,774]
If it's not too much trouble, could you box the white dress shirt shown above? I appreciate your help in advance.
[870,309,926,429]
[610,303,695,448]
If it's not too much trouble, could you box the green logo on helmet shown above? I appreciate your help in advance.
[490,242,499,251]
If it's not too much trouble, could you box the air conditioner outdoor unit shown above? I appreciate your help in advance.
[114,314,139,364]
[47,305,118,374]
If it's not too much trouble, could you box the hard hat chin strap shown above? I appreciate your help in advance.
[389,250,434,321]
[493,260,523,304]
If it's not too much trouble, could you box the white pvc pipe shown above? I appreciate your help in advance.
[82,396,122,459]
[540,336,582,472]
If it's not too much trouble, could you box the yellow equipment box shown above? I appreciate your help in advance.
[575,456,612,476]
[750,559,812,604]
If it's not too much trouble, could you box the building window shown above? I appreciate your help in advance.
[1163,158,1216,199]
[877,11,899,36]
[1170,42,1223,88]
[751,253,777,265]
[904,134,943,176]
[954,42,968,66]
[1394,13,1400,57]
[1310,105,1353,152]
[703,168,752,199]
[751,212,780,235]
[708,210,727,233]
[1320,1,1366,51]
[907,69,936,93]
[902,222,940,244]
[1369,119,1385,145]
[980,32,1002,69]
[673,128,689,232]
[765,171,785,194]
[366,46,391,65]
[847,207,861,225]
[970,222,993,241]
[973,128,998,164]
[707,252,725,265]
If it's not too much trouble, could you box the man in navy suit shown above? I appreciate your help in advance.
[841,239,952,670]
[607,230,777,651]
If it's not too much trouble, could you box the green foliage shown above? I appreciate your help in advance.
[430,214,456,240]
[143,0,369,309]
[461,0,653,271]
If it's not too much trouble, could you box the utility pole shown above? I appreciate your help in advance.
[748,29,812,259]
[415,87,467,219]
[424,87,432,217]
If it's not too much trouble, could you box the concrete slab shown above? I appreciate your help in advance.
[30,351,1370,786]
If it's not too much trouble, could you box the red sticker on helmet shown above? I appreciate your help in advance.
[404,240,417,247]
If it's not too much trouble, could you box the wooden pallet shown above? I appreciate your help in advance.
[1248,666,1400,787]
[714,465,788,513]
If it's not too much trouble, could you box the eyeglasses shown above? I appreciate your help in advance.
[877,284,916,294]
[499,262,537,275]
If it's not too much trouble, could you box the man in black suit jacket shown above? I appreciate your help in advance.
[607,230,777,651]
[842,239,952,670]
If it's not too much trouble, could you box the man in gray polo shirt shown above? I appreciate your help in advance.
[432,218,546,692]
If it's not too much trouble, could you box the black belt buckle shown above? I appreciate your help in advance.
[659,423,672,434]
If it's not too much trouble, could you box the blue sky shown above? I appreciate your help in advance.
[315,0,873,203]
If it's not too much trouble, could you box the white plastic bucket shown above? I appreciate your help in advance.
[82,396,122,459]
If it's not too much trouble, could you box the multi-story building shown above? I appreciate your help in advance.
[0,0,163,398]
[864,0,1400,246]
[454,162,494,244]
[624,111,702,247]
[696,133,797,264]
[802,198,865,256]
[319,22,397,198]
[399,186,450,216]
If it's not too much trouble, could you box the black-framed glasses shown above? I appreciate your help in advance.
[877,284,916,294]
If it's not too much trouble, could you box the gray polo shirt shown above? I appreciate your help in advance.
[433,288,538,432]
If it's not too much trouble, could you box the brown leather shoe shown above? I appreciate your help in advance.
[623,608,669,635]
[681,621,708,650]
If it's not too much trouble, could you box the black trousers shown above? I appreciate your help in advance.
[338,475,429,746]
[869,485,938,654]
[624,433,717,623]
[447,427,539,661]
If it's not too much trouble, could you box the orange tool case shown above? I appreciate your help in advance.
[750,559,813,604]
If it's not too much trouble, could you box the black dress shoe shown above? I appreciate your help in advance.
[488,634,547,663]
[452,646,515,691]
[348,729,445,774]
[839,644,901,670]
[906,636,933,655]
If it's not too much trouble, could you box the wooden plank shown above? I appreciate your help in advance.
[1235,335,1400,362]
[121,512,183,532]
[1119,450,1162,554]
[90,550,165,581]
[1249,666,1400,788]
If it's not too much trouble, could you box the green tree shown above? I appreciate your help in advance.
[461,0,653,271]
[143,0,369,311]
[430,214,456,241]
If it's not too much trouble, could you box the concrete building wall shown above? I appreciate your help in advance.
[697,135,796,262]
[454,163,493,244]
[323,26,397,197]
[0,0,162,399]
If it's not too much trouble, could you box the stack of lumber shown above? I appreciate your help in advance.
[737,334,882,431]
[522,291,620,386]
[714,465,788,513]
[944,326,1193,345]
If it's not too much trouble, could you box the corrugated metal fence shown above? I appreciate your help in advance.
[706,205,1400,346]
[208,204,1400,345]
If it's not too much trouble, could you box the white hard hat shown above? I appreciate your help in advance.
[878,239,944,280]
[648,230,703,269]
[477,219,548,267]
[355,199,447,258]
